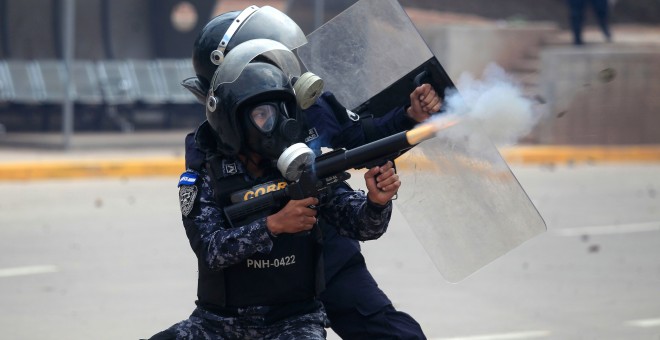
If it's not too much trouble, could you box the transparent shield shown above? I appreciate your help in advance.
[395,124,547,283]
[297,0,433,111]
[299,0,546,282]
[211,39,301,90]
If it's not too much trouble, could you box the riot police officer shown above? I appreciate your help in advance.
[148,41,401,339]
[179,6,440,339]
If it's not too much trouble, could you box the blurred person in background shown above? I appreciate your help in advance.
[568,0,613,45]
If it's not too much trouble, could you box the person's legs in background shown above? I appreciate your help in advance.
[568,0,587,45]
[591,0,612,42]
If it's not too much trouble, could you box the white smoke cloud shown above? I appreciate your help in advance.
[433,63,542,147]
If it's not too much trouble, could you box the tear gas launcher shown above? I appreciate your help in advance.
[223,120,456,223]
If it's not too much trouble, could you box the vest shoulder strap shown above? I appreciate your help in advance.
[205,156,251,207]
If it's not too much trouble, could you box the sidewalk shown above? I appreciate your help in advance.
[1,131,660,181]
[0,131,186,180]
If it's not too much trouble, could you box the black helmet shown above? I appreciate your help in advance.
[208,61,299,157]
[191,10,239,90]
[190,6,307,91]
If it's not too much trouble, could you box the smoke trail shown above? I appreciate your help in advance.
[433,63,542,147]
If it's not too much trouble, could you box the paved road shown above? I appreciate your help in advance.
[1,164,659,340]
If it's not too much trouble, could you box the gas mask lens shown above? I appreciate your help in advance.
[249,104,278,133]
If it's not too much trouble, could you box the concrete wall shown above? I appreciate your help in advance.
[0,0,212,60]
[536,46,660,145]
[5,0,59,58]
[416,23,660,145]
[417,23,557,80]
[105,0,154,59]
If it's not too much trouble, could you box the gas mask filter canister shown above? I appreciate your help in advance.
[293,72,324,110]
[277,143,315,181]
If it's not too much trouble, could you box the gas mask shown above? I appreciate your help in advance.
[241,101,302,161]
[240,101,316,181]
[204,40,321,177]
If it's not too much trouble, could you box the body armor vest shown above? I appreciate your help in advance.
[195,156,325,311]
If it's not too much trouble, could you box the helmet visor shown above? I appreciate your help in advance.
[248,103,278,133]
[232,6,307,51]
[211,39,301,91]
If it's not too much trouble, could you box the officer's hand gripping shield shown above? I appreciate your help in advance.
[297,0,546,283]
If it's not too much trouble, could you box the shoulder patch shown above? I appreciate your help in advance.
[179,185,198,217]
[178,171,198,187]
[178,171,198,217]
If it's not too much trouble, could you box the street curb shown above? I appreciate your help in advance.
[0,158,184,181]
[1,146,660,181]
[500,145,660,164]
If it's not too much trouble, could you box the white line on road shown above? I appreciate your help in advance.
[625,318,660,328]
[0,265,59,278]
[430,330,550,340]
[553,221,660,237]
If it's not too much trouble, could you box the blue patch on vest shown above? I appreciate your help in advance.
[178,171,198,187]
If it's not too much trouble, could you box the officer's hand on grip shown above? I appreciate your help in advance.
[407,84,442,123]
[365,161,400,206]
[267,197,318,235]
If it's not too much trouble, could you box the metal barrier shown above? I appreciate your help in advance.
[72,61,104,106]
[0,58,201,132]
[96,60,139,106]
[4,61,41,105]
[155,59,197,105]
[0,61,14,105]
[153,59,199,129]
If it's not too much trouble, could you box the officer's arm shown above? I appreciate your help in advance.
[307,90,439,151]
[319,183,392,241]
[303,93,364,152]
[303,107,402,152]
[362,84,442,143]
[365,106,417,142]
[181,170,274,271]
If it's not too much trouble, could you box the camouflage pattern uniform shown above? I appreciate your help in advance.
[150,305,328,340]
[183,158,391,269]
[150,154,393,339]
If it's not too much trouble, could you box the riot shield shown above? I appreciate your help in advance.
[298,0,546,282]
[396,121,546,283]
[296,0,454,116]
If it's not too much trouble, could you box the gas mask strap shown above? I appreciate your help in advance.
[206,68,222,112]
[210,5,260,66]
